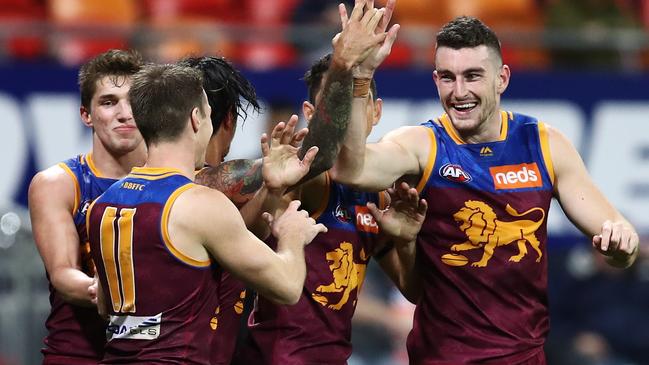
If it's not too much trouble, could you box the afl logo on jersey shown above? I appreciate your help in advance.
[439,163,472,183]
[334,204,352,223]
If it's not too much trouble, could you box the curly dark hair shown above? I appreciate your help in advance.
[179,56,260,134]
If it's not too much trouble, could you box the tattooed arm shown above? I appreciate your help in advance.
[296,63,353,184]
[195,117,319,238]
[196,160,277,239]
[195,159,277,239]
[195,159,263,209]
[295,0,390,184]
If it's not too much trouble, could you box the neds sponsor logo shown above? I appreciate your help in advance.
[490,163,542,189]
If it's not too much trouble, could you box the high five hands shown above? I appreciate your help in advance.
[339,0,400,78]
[332,0,399,70]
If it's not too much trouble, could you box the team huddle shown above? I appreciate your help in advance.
[28,1,639,364]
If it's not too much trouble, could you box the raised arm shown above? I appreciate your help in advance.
[296,0,390,183]
[549,124,639,268]
[29,167,95,306]
[328,0,428,191]
[174,188,326,305]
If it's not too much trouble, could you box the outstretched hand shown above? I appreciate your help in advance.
[592,219,639,267]
[339,0,400,79]
[367,181,427,245]
[261,115,318,192]
[331,0,391,70]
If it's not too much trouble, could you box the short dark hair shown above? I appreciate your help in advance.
[303,53,377,104]
[436,16,502,62]
[78,49,143,111]
[179,56,260,134]
[129,64,205,146]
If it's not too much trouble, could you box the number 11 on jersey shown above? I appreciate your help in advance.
[99,207,137,313]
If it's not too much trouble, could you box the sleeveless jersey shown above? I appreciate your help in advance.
[407,111,554,364]
[87,167,220,364]
[240,174,386,365]
[194,166,247,365]
[42,154,115,364]
[211,271,247,364]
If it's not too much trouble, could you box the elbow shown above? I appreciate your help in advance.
[50,271,94,307]
[278,282,303,305]
[283,292,302,306]
[399,278,422,305]
[51,279,81,305]
[268,288,301,306]
[403,291,420,305]
[328,165,363,189]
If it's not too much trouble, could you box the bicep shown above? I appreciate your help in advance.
[28,170,81,273]
[550,126,623,236]
[200,196,282,288]
[352,131,424,191]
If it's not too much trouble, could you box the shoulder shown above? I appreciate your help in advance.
[543,123,573,147]
[384,125,436,168]
[29,164,77,199]
[542,122,583,177]
[28,163,79,215]
[174,183,230,207]
[381,125,434,155]
[382,125,432,142]
[171,184,242,227]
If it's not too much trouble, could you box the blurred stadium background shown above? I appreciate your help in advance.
[0,0,648,364]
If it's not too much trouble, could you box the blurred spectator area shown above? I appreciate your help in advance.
[0,0,648,70]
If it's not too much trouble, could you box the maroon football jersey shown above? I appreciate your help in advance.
[238,175,384,365]
[407,112,553,364]
[42,154,114,364]
[87,167,221,364]
[211,271,246,365]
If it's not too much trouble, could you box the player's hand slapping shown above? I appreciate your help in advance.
[339,0,400,79]
[367,181,427,246]
[332,0,391,70]
[260,115,317,194]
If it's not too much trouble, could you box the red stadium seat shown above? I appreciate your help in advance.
[382,42,414,67]
[0,0,47,59]
[235,41,297,70]
[47,0,137,64]
[141,0,243,24]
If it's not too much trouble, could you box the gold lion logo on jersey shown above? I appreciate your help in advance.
[445,200,545,267]
[312,242,367,310]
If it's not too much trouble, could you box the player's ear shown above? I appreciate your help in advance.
[497,64,510,94]
[302,101,315,123]
[373,98,383,126]
[80,106,92,127]
[190,106,201,133]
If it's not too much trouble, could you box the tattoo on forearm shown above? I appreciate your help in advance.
[195,159,263,207]
[298,66,353,182]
